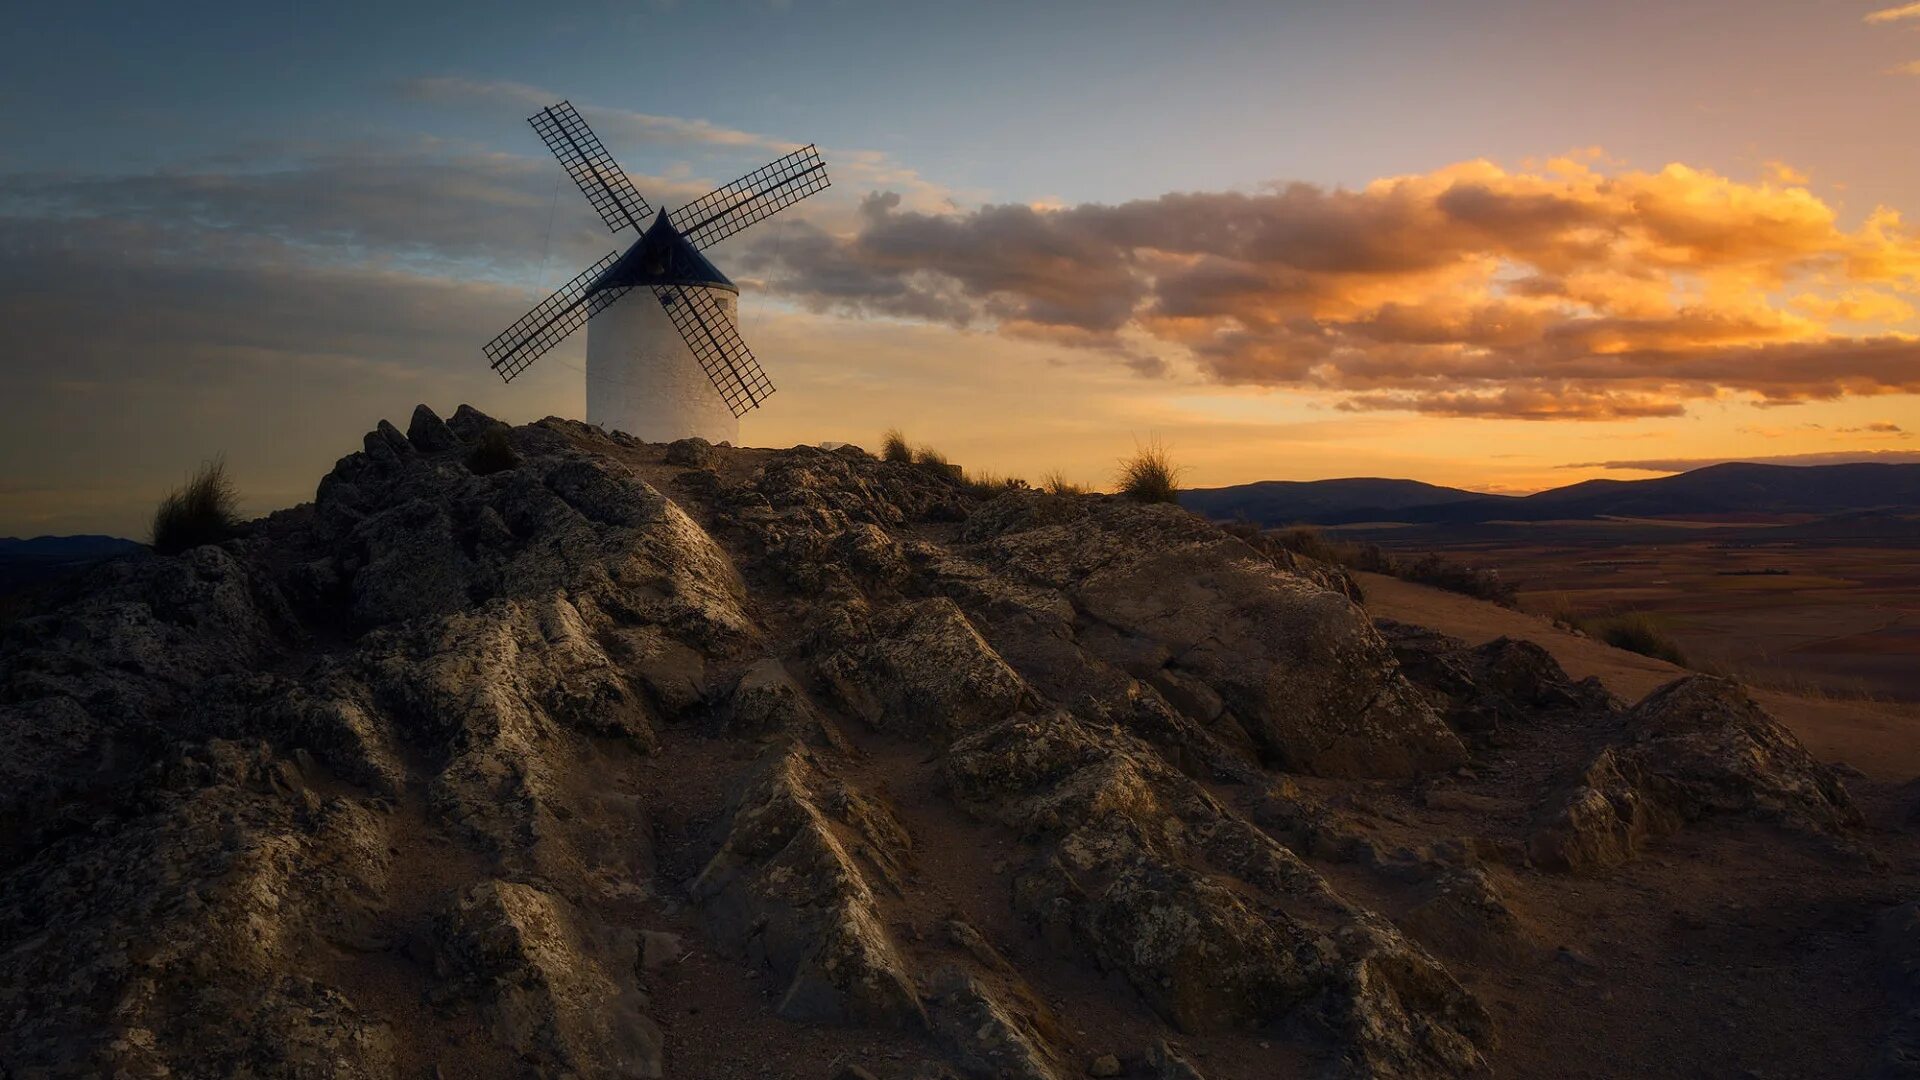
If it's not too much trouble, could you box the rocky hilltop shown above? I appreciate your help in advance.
[1,407,1911,1079]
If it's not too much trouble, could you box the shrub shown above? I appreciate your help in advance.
[466,428,520,475]
[913,444,950,469]
[151,459,240,555]
[1583,612,1690,666]
[1346,542,1397,574]
[1116,441,1182,504]
[1040,470,1086,496]
[1271,525,1341,564]
[1400,553,1518,607]
[1248,523,1397,574]
[965,470,1029,497]
[881,429,912,463]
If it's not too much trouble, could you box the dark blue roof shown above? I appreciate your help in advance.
[590,210,737,294]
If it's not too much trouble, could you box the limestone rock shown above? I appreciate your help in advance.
[692,748,925,1028]
[818,597,1032,743]
[925,966,1069,1080]
[1532,676,1861,872]
[406,402,461,453]
[665,435,717,467]
[437,879,663,1078]
[947,710,1491,1075]
[966,495,1465,778]
[1379,619,1614,736]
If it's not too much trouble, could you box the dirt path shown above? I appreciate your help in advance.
[1357,571,1920,783]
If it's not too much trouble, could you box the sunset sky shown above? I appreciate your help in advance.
[4,0,1920,537]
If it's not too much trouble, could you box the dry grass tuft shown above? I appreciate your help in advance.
[1115,441,1183,504]
[913,444,950,470]
[965,470,1028,497]
[1581,611,1690,666]
[151,459,239,555]
[466,428,520,475]
[881,429,913,463]
[1040,470,1087,496]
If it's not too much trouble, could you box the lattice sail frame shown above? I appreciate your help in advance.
[485,252,630,382]
[653,284,776,417]
[530,101,653,234]
[488,106,830,409]
[669,144,829,251]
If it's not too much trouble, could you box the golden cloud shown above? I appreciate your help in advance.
[1865,2,1920,24]
[750,157,1920,420]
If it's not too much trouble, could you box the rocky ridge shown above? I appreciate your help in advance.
[0,406,1899,1079]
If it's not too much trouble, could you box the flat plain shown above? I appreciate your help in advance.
[1348,523,1920,704]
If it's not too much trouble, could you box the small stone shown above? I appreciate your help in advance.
[640,930,684,971]
[665,436,716,467]
[1089,1053,1122,1076]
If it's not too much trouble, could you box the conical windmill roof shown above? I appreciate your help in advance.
[590,210,737,294]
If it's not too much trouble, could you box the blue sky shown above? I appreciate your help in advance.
[4,1,1919,536]
[11,0,1915,203]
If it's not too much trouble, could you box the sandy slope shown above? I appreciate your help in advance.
[1358,570,1920,783]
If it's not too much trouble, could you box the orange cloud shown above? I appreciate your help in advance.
[750,156,1920,420]
[1865,2,1920,24]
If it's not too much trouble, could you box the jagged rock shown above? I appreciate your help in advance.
[437,879,663,1078]
[965,495,1464,778]
[0,740,395,1076]
[1378,619,1614,735]
[1532,676,1861,872]
[947,710,1491,1075]
[446,402,509,442]
[925,966,1068,1080]
[406,403,461,452]
[665,435,716,467]
[728,657,818,734]
[6,419,1876,1079]
[818,597,1032,743]
[0,544,293,845]
[693,748,925,1028]
[365,418,416,463]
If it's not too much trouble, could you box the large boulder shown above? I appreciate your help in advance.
[967,496,1465,778]
[1532,676,1861,872]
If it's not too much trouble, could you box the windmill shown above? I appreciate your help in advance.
[485,101,829,443]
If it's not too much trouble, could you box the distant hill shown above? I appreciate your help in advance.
[1178,478,1502,525]
[1183,463,1920,526]
[0,535,143,593]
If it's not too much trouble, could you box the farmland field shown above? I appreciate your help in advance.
[1343,525,1920,703]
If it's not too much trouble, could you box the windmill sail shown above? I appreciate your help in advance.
[653,284,776,416]
[529,101,653,234]
[485,252,630,382]
[669,145,829,251]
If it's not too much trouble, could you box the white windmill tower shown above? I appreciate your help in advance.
[485,101,829,443]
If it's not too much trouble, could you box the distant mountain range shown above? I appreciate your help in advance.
[1180,462,1920,527]
[0,535,143,593]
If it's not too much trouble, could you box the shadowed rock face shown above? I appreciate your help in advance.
[1529,676,1862,873]
[0,407,1871,1079]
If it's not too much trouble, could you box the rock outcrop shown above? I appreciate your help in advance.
[0,406,1887,1079]
[1530,676,1861,873]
